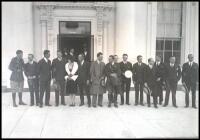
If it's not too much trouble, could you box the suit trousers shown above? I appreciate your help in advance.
[157,81,163,104]
[92,94,103,106]
[79,83,91,105]
[55,80,65,105]
[108,85,119,105]
[40,80,51,106]
[121,78,131,104]
[164,80,177,106]
[135,81,144,104]
[185,82,196,107]
[28,78,39,105]
[147,95,158,106]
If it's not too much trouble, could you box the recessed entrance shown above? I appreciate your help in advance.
[58,21,94,61]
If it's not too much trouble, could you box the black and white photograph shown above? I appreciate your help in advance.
[1,1,199,138]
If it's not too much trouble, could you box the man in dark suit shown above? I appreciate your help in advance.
[132,55,147,106]
[38,50,52,108]
[182,54,198,109]
[144,58,159,108]
[154,55,166,105]
[83,47,90,62]
[24,54,39,106]
[52,50,66,106]
[163,56,181,108]
[119,54,132,105]
[9,50,26,107]
[77,53,91,107]
[105,55,121,108]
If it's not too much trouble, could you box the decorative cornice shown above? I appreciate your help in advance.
[34,2,114,10]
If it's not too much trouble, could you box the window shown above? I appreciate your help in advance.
[156,2,182,64]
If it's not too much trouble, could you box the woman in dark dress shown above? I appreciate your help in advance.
[64,56,79,106]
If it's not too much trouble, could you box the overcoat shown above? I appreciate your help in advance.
[90,61,106,95]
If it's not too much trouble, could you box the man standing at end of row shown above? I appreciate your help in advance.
[9,50,26,107]
[182,54,198,109]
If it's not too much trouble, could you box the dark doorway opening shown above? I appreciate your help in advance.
[58,34,94,62]
[58,21,94,62]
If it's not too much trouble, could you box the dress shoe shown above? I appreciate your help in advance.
[98,104,103,107]
[163,104,168,107]
[134,103,138,106]
[154,105,158,108]
[13,104,18,107]
[148,104,151,107]
[114,104,118,108]
[36,103,39,106]
[140,103,144,106]
[108,104,111,107]
[93,105,97,108]
[192,106,197,109]
[61,103,66,106]
[126,103,131,105]
[19,101,27,105]
[120,103,124,105]
[30,104,34,106]
[39,105,43,108]
[159,102,162,105]
[184,105,189,108]
[55,104,59,107]
[69,104,73,107]
[46,104,52,106]
[88,104,91,107]
[173,105,178,108]
[79,103,84,106]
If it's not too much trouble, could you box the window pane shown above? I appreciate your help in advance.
[173,52,181,64]
[173,40,181,51]
[156,40,164,50]
[165,40,172,51]
[164,51,173,63]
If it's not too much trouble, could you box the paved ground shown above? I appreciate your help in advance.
[2,91,199,138]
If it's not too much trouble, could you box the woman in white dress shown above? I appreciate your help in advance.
[65,56,78,106]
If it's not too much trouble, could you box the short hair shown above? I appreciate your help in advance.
[137,55,142,60]
[97,52,103,57]
[148,58,153,63]
[43,50,50,56]
[123,54,128,57]
[114,55,118,57]
[79,53,85,58]
[109,55,114,60]
[28,54,34,57]
[16,50,23,55]
[188,54,193,58]
[156,55,162,59]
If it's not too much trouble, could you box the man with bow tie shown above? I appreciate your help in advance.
[182,54,198,109]
[163,56,181,108]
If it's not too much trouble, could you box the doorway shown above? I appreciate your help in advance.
[58,21,94,61]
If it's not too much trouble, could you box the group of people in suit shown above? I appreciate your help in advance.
[9,49,198,109]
